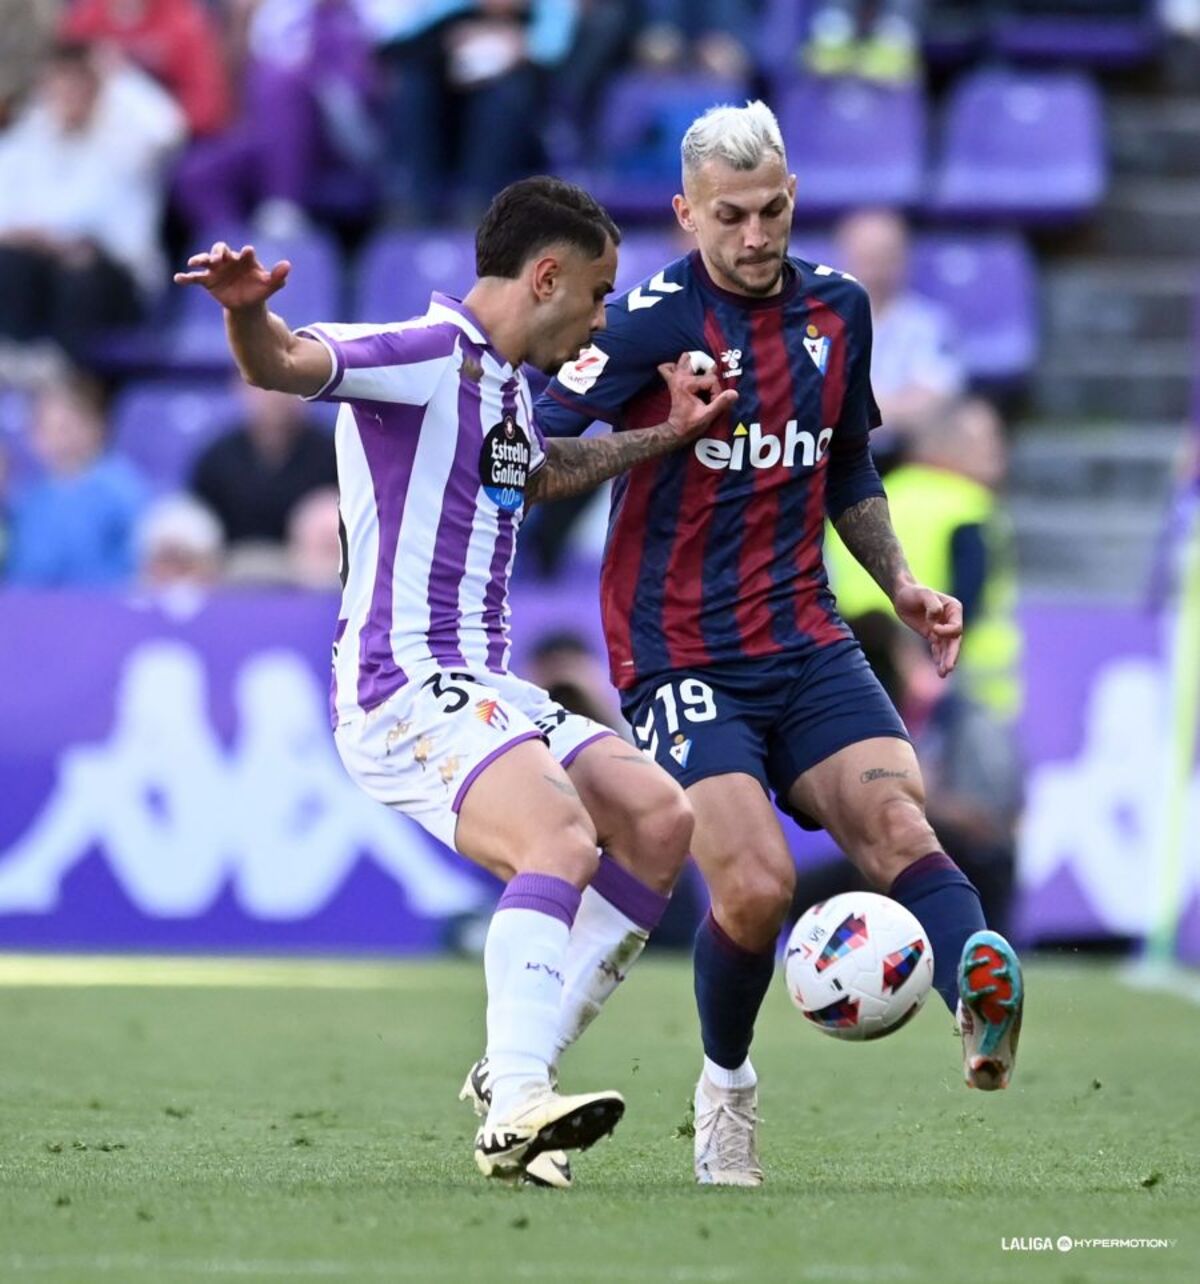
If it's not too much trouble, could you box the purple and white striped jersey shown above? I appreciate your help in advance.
[298,293,547,726]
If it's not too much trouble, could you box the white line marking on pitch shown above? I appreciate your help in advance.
[0,955,426,990]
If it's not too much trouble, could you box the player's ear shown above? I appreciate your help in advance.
[672,193,695,234]
[530,252,559,303]
[787,174,798,204]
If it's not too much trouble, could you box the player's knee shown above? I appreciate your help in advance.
[717,858,796,942]
[856,793,937,888]
[626,783,693,882]
[517,814,601,887]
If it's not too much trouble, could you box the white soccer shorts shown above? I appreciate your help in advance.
[334,663,616,851]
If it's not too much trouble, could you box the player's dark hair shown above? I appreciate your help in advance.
[476,177,620,279]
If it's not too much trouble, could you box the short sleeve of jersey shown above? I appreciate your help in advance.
[534,269,699,437]
[296,319,461,405]
[840,283,883,437]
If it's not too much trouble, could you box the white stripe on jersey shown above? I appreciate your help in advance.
[300,295,545,726]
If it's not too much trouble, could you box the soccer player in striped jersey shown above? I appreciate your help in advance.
[535,104,1025,1186]
[176,177,737,1187]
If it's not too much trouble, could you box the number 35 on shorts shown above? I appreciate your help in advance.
[632,678,717,768]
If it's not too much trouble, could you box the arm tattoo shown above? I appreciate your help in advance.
[860,768,911,783]
[525,427,683,505]
[833,495,912,601]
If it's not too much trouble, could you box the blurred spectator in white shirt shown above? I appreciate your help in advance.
[137,492,226,589]
[0,41,186,363]
[834,207,964,464]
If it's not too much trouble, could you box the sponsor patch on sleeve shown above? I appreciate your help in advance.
[556,344,609,395]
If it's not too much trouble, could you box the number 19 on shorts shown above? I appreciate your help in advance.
[633,678,717,766]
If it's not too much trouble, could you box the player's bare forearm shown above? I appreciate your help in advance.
[525,426,686,504]
[224,304,328,397]
[833,495,914,601]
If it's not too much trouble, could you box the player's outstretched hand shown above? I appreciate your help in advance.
[173,242,290,311]
[893,584,963,678]
[658,354,739,441]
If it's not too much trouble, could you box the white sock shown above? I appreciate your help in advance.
[554,886,649,1061]
[704,1055,758,1092]
[484,906,571,1120]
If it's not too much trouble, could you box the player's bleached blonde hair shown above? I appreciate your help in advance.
[680,100,787,177]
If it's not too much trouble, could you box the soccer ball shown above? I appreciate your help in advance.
[784,892,934,1041]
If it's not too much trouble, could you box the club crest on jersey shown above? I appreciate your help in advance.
[668,734,692,768]
[803,323,830,374]
[557,344,609,395]
[474,698,509,730]
[479,413,531,512]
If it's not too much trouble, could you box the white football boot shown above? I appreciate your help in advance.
[473,1083,624,1180]
[693,1073,764,1187]
[957,930,1024,1091]
[459,1056,574,1187]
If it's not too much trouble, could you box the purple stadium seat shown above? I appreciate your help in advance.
[758,0,810,78]
[781,78,926,216]
[585,72,750,221]
[613,231,685,294]
[0,388,37,487]
[786,230,1036,382]
[911,232,1037,382]
[928,68,1106,222]
[991,8,1161,68]
[169,229,343,369]
[790,230,837,269]
[90,230,342,377]
[110,382,243,490]
[356,230,477,324]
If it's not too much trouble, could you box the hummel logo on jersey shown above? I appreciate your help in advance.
[720,349,743,378]
[627,270,684,311]
[694,420,834,472]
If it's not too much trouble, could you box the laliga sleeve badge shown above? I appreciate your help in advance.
[479,413,531,512]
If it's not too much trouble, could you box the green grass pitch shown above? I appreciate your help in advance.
[0,955,1196,1283]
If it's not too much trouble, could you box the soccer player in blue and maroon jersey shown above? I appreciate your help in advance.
[535,102,1025,1185]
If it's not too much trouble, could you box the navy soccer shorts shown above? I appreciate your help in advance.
[620,640,910,830]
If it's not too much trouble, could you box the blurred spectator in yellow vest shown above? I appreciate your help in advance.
[826,396,1022,722]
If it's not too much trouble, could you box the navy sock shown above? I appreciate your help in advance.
[890,852,986,1013]
[693,911,776,1069]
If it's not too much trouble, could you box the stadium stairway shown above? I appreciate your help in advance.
[1009,57,1199,602]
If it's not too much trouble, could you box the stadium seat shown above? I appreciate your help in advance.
[356,230,477,324]
[928,68,1106,222]
[781,77,926,216]
[110,381,243,490]
[911,232,1038,382]
[757,0,810,80]
[0,387,37,487]
[585,71,751,220]
[613,231,685,294]
[170,228,344,369]
[990,0,1161,68]
[786,231,1037,383]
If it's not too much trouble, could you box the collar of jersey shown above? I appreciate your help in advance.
[689,250,801,310]
[428,292,509,367]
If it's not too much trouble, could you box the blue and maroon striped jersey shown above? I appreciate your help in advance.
[535,251,884,690]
